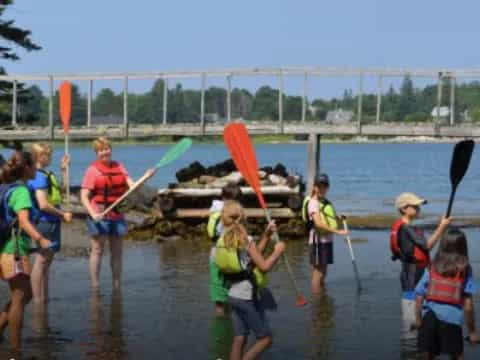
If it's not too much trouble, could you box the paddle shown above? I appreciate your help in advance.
[341,216,362,292]
[446,140,475,217]
[98,138,193,218]
[223,122,308,307]
[59,81,72,207]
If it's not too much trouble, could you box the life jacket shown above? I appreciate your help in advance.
[38,169,62,206]
[214,235,268,290]
[390,219,429,268]
[90,161,128,207]
[301,196,338,233]
[207,211,222,243]
[0,182,21,246]
[426,267,465,306]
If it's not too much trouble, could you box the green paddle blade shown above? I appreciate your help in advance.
[154,138,193,170]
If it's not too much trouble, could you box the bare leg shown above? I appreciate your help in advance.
[215,302,226,317]
[242,336,272,360]
[90,236,106,288]
[230,335,246,360]
[311,264,328,294]
[109,235,123,290]
[0,301,11,335]
[31,249,54,302]
[8,275,32,351]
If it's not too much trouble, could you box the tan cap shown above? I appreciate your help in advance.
[395,192,427,210]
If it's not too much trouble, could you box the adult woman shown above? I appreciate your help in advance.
[81,137,153,289]
[28,143,72,302]
[0,151,51,351]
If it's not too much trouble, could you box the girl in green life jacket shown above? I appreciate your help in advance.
[28,143,72,303]
[218,201,285,360]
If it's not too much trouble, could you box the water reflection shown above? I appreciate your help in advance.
[309,292,335,359]
[87,290,126,359]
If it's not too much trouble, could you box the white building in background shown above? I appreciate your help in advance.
[430,106,450,121]
[325,108,354,124]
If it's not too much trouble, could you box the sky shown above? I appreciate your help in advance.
[4,0,480,99]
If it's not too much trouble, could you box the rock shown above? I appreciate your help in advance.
[176,161,206,182]
[258,170,267,180]
[260,166,273,175]
[267,174,287,186]
[198,175,218,185]
[273,163,288,178]
[286,175,300,188]
[205,159,237,177]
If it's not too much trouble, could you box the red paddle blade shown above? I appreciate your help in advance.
[296,295,308,307]
[59,81,72,134]
[223,123,267,209]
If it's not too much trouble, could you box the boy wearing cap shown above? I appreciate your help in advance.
[304,173,348,294]
[390,192,450,335]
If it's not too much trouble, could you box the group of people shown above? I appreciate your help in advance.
[0,136,477,359]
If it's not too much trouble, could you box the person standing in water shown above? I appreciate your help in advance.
[28,143,72,302]
[302,174,348,294]
[80,137,153,290]
[0,151,52,352]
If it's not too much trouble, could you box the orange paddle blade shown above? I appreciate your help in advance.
[223,123,267,209]
[296,295,308,307]
[59,81,72,134]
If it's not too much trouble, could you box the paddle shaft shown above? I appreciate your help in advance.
[65,134,70,207]
[264,210,303,298]
[446,187,457,218]
[99,171,151,218]
[342,219,362,292]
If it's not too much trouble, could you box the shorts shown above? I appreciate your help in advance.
[209,260,229,303]
[228,296,272,339]
[309,242,333,266]
[0,253,31,280]
[86,218,128,237]
[418,310,463,356]
[36,221,61,252]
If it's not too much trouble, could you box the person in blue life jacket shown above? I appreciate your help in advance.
[303,174,348,294]
[28,143,72,303]
[0,151,52,352]
[390,193,450,337]
[207,182,242,317]
[415,227,477,359]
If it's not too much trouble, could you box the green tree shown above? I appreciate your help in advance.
[93,88,122,116]
[251,86,278,120]
[397,75,416,120]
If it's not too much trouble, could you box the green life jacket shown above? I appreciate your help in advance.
[207,211,222,242]
[214,235,268,290]
[38,169,62,206]
[301,196,338,233]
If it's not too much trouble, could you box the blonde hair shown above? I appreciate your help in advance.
[222,201,248,249]
[30,143,52,162]
[93,137,111,152]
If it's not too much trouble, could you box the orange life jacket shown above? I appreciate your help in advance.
[390,219,429,268]
[91,160,128,206]
[426,267,465,306]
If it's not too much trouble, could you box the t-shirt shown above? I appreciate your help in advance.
[398,224,429,299]
[81,162,129,220]
[415,268,476,326]
[228,237,254,301]
[0,186,33,256]
[27,170,60,223]
[308,198,333,244]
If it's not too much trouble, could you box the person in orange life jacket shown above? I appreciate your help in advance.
[415,227,477,359]
[80,137,154,289]
[208,182,242,317]
[28,143,72,303]
[0,152,52,352]
[391,193,450,335]
[308,174,348,294]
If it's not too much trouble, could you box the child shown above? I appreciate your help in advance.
[207,183,242,317]
[390,193,450,334]
[415,227,477,359]
[215,201,285,360]
[304,173,348,294]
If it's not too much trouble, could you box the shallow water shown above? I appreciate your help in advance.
[0,228,479,359]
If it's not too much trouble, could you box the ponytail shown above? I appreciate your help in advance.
[0,151,34,183]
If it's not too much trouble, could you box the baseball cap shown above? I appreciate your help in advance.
[314,173,330,186]
[395,192,427,210]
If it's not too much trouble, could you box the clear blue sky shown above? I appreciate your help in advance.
[5,0,480,98]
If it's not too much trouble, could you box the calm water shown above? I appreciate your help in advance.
[3,142,478,216]
[0,228,479,359]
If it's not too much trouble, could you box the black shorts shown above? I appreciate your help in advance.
[418,310,463,356]
[309,242,333,267]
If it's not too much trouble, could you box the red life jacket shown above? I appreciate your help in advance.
[426,267,465,306]
[390,219,429,268]
[91,160,128,206]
